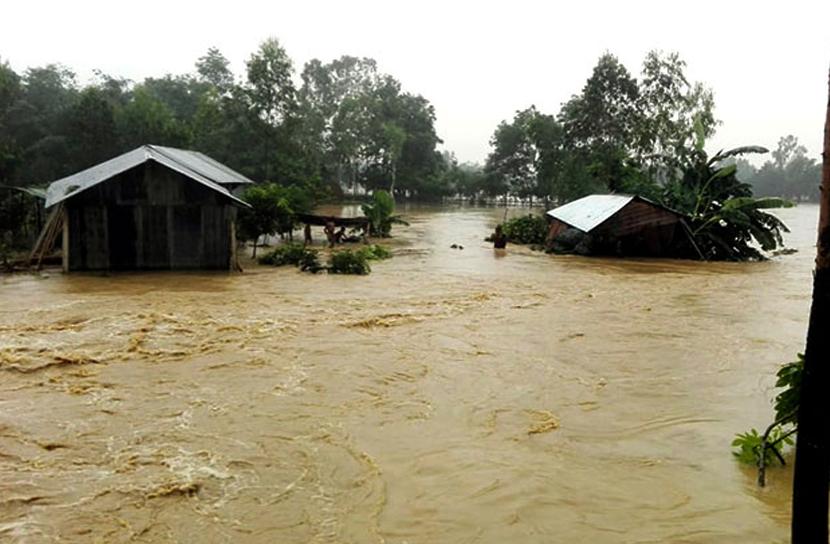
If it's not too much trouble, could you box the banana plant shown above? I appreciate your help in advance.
[360,189,408,237]
[663,120,793,260]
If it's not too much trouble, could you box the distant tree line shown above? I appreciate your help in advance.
[0,43,817,258]
[731,135,822,202]
[0,39,446,200]
[473,51,820,206]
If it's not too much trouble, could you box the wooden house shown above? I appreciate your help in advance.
[546,195,685,257]
[41,145,253,271]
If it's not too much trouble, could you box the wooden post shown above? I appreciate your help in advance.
[61,206,69,273]
[791,65,830,543]
[230,214,242,272]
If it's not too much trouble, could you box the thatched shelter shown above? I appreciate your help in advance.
[40,145,253,271]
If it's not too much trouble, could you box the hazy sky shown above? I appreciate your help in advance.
[3,0,828,165]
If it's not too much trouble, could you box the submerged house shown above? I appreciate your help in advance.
[546,194,685,257]
[41,145,253,271]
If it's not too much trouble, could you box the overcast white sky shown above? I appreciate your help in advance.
[2,0,828,165]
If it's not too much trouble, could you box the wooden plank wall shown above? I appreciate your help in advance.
[65,162,236,270]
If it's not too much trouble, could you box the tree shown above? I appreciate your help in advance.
[485,107,539,204]
[237,183,314,257]
[196,47,234,94]
[298,57,443,198]
[244,38,298,182]
[192,88,262,179]
[361,189,405,237]
[559,53,642,154]
[663,125,792,261]
[142,74,209,123]
[790,66,830,544]
[5,64,79,185]
[746,136,821,201]
[117,86,191,149]
[65,87,118,171]
[634,50,717,180]
[0,58,22,184]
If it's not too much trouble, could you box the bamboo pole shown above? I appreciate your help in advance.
[791,65,830,543]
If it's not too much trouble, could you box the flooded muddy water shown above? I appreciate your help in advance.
[0,204,819,543]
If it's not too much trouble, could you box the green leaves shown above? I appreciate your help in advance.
[328,248,371,275]
[710,145,769,165]
[361,190,401,237]
[238,182,316,257]
[258,242,321,272]
[664,136,793,261]
[732,428,794,466]
[500,214,549,245]
[774,353,804,425]
[732,353,802,470]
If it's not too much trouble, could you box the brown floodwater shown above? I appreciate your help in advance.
[0,203,819,543]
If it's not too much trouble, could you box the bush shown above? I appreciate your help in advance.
[499,214,549,245]
[360,244,392,260]
[328,249,371,275]
[259,243,322,272]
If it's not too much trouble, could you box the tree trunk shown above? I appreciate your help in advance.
[791,65,830,544]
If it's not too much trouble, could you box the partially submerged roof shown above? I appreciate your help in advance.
[547,195,636,233]
[546,194,681,233]
[45,145,253,208]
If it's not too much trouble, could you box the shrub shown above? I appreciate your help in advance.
[328,249,371,275]
[360,244,392,260]
[499,214,549,245]
[259,243,322,272]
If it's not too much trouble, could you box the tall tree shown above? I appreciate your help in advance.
[791,66,830,544]
[299,56,381,191]
[142,74,209,122]
[486,107,540,203]
[5,64,79,185]
[196,47,234,94]
[66,86,118,171]
[245,38,297,181]
[117,86,191,149]
[559,53,642,154]
[634,50,717,180]
[0,58,22,184]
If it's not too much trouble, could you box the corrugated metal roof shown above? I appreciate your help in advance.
[546,194,635,233]
[152,146,256,188]
[45,145,252,208]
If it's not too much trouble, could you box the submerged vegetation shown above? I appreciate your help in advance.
[258,242,391,275]
[662,128,794,261]
[258,242,322,272]
[327,249,371,275]
[498,214,549,245]
[360,190,408,237]
[733,353,802,483]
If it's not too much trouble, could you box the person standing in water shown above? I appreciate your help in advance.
[493,225,507,249]
[324,221,336,248]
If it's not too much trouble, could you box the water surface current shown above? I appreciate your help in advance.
[0,204,818,543]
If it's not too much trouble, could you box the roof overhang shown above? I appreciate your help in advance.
[45,145,251,208]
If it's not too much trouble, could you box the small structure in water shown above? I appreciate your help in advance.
[37,145,253,271]
[546,194,685,257]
